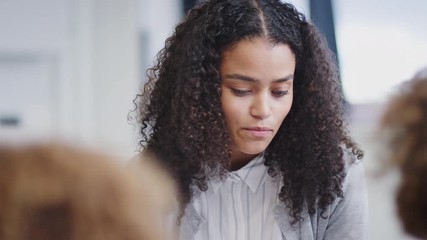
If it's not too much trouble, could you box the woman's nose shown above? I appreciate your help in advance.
[250,94,272,120]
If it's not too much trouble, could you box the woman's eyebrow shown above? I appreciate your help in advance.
[223,73,294,83]
[223,73,257,82]
[274,75,294,83]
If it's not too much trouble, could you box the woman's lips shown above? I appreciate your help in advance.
[243,127,273,138]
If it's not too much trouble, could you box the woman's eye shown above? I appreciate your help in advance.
[272,90,288,97]
[230,88,251,96]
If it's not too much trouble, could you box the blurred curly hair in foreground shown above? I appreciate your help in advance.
[0,143,177,240]
[380,67,427,239]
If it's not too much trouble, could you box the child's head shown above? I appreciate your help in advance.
[0,143,176,240]
[380,68,427,239]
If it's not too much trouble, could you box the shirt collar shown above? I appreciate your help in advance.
[209,154,268,194]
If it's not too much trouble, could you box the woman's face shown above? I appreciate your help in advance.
[220,37,295,165]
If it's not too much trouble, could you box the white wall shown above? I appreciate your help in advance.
[0,0,70,142]
[137,0,182,76]
[0,0,140,159]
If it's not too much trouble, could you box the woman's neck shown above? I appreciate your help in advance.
[229,152,259,171]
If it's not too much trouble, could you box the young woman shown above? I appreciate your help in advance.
[134,0,367,239]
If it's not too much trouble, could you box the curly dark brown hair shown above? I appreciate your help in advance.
[134,0,363,223]
[380,68,427,239]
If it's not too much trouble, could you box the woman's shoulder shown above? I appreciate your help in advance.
[342,148,365,183]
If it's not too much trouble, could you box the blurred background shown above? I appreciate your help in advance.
[0,0,425,239]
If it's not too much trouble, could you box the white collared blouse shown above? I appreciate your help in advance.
[177,153,368,240]
[191,154,283,240]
